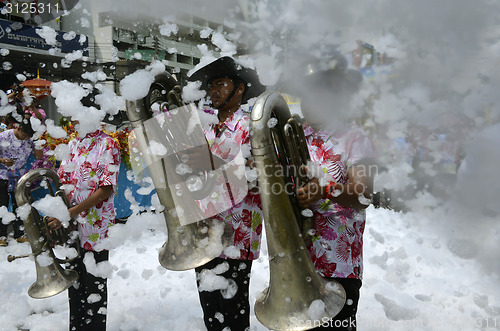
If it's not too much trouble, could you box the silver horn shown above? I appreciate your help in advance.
[250,92,346,330]
[125,72,232,271]
[8,168,79,299]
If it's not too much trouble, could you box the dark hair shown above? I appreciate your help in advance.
[19,120,35,138]
[81,87,124,126]
[5,103,24,125]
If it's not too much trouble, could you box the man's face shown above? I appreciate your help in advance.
[209,77,235,109]
[209,77,246,112]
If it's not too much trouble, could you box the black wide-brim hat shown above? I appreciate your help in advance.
[188,56,266,104]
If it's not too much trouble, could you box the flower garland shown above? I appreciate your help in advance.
[36,119,133,170]
[105,126,132,169]
[30,123,76,170]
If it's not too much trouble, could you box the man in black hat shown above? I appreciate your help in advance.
[189,56,265,331]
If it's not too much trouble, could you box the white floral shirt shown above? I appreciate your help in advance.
[304,123,376,279]
[199,108,263,260]
[58,130,121,251]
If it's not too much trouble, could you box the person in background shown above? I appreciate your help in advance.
[188,56,266,331]
[46,92,121,331]
[288,53,377,330]
[24,98,47,123]
[0,120,36,246]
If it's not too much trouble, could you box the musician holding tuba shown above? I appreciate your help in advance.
[187,56,266,331]
[289,53,377,330]
[46,91,121,331]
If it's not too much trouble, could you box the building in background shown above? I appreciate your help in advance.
[0,1,91,119]
[0,0,246,121]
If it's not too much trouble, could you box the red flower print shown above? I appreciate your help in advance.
[311,250,328,270]
[311,137,324,148]
[93,219,103,228]
[315,147,325,161]
[335,233,353,263]
[321,227,337,241]
[83,242,92,250]
[233,227,250,245]
[255,223,262,235]
[356,222,365,234]
[241,209,252,228]
[314,213,327,229]
[350,239,362,262]
[322,262,337,277]
[324,216,338,228]
[322,148,334,161]
[245,193,261,207]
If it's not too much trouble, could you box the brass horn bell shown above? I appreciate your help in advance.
[9,168,78,299]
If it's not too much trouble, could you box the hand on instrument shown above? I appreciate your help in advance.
[296,177,327,208]
[47,217,63,232]
[181,144,214,171]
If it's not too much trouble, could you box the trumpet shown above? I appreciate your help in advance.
[250,92,346,330]
[125,72,232,271]
[8,168,79,299]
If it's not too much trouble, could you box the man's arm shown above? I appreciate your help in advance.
[296,163,374,210]
[47,185,114,230]
[34,148,43,160]
[329,163,374,209]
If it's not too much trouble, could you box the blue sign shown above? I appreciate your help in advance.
[0,19,88,56]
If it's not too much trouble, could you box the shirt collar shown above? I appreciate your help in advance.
[303,122,315,137]
[85,130,102,139]
[220,108,244,132]
[303,121,337,140]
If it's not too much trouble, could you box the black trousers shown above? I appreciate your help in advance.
[310,278,362,331]
[0,179,23,238]
[195,257,253,331]
[68,249,109,331]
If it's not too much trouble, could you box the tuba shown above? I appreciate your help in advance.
[125,72,232,271]
[250,92,346,330]
[8,168,79,299]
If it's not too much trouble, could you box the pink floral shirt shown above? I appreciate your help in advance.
[304,123,376,279]
[200,108,263,260]
[58,130,121,251]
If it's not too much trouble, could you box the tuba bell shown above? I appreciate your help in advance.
[125,72,232,271]
[8,168,79,299]
[250,92,346,330]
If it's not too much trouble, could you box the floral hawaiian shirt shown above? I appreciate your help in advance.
[199,108,263,261]
[303,123,376,279]
[0,129,34,190]
[58,130,121,251]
